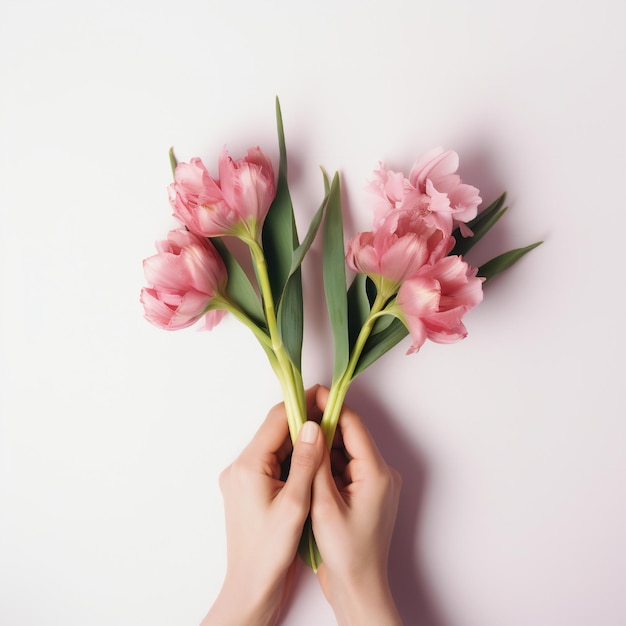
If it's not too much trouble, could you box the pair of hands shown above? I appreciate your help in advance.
[201,385,402,626]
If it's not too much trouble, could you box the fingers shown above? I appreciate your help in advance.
[315,386,384,468]
[305,384,323,422]
[247,401,290,458]
[312,444,344,514]
[278,420,324,519]
[248,386,321,460]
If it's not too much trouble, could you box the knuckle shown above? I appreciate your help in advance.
[223,457,252,486]
[267,401,285,419]
[374,464,398,494]
[290,449,317,470]
[280,488,308,518]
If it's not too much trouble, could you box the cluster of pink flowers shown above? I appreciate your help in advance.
[141,144,484,354]
[141,148,276,330]
[346,148,484,353]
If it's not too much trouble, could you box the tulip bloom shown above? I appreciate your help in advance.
[346,209,453,297]
[141,229,227,330]
[168,147,275,240]
[346,228,428,283]
[369,149,481,238]
[396,255,484,353]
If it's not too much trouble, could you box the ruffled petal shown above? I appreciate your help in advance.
[410,149,459,190]
[397,276,440,318]
[380,233,429,281]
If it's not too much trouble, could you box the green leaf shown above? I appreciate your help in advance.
[323,173,349,382]
[322,167,331,195]
[169,147,178,177]
[353,317,409,376]
[276,97,288,180]
[276,177,331,371]
[277,270,304,369]
[262,97,299,305]
[258,98,304,368]
[347,273,371,350]
[211,238,266,328]
[369,309,394,333]
[365,274,378,305]
[478,241,543,283]
[468,192,507,230]
[287,177,329,280]
[451,193,508,257]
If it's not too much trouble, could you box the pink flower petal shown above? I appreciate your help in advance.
[395,254,483,352]
[140,230,227,331]
[171,148,275,238]
[204,309,228,331]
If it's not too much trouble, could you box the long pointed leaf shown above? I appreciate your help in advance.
[211,238,266,328]
[277,177,330,370]
[169,147,178,177]
[347,273,371,350]
[479,241,543,283]
[262,97,299,305]
[467,192,507,231]
[287,180,329,279]
[277,270,304,369]
[322,168,331,195]
[323,173,349,382]
[260,98,304,369]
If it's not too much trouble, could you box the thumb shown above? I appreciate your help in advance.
[279,421,324,519]
[312,445,343,512]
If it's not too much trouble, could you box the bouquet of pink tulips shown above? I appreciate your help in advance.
[141,99,540,569]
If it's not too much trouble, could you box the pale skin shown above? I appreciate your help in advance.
[201,386,403,626]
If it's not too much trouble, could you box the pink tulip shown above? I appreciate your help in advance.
[168,147,275,239]
[141,229,227,330]
[369,149,481,238]
[346,209,454,294]
[396,255,483,353]
[346,227,430,290]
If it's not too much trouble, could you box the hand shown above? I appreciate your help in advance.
[311,386,403,626]
[201,387,325,626]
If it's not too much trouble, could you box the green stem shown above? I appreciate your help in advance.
[211,296,286,379]
[320,291,388,448]
[213,296,273,351]
[247,240,306,441]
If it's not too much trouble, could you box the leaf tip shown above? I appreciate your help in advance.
[275,96,283,123]
[168,147,178,178]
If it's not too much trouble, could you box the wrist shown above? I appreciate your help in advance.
[201,571,283,626]
[324,569,402,626]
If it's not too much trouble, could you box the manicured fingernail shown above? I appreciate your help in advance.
[300,421,319,444]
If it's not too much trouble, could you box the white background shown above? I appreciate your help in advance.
[1,1,625,624]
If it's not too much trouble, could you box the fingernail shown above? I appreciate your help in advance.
[300,421,319,444]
